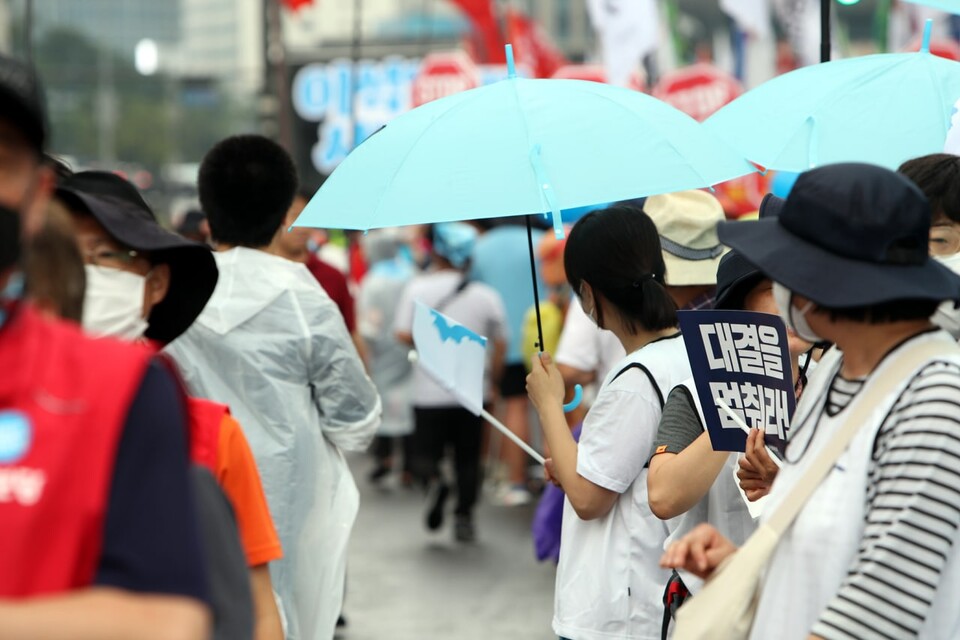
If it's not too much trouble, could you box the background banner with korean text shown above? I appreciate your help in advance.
[678,310,795,454]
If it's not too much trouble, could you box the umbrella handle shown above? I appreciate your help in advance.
[563,384,583,413]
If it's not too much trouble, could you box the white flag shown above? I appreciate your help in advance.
[587,0,659,87]
[721,0,772,38]
[412,301,487,416]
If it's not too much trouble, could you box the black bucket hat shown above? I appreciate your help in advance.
[717,163,960,309]
[57,171,218,344]
[714,194,785,310]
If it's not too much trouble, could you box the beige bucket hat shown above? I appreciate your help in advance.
[643,190,728,286]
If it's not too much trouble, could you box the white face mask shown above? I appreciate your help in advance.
[772,281,822,344]
[934,251,960,275]
[579,285,599,327]
[933,253,960,338]
[82,265,150,341]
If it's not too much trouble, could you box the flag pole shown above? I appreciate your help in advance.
[481,408,545,464]
[350,0,363,150]
[820,0,831,62]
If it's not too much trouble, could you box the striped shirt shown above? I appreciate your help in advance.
[811,360,960,640]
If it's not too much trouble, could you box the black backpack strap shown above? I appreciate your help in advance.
[611,362,665,471]
[611,362,665,409]
[435,277,471,313]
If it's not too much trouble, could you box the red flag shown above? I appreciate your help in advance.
[281,0,314,11]
[506,9,567,78]
[446,0,506,63]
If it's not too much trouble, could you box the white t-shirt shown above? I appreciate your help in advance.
[556,297,626,384]
[394,270,508,407]
[555,333,691,640]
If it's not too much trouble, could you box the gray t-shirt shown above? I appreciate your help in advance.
[654,385,704,456]
[394,270,508,407]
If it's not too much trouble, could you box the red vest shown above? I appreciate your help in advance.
[0,305,151,596]
[147,349,223,475]
[185,397,224,474]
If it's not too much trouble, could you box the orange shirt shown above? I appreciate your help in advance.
[215,414,283,567]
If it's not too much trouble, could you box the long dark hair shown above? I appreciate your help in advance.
[564,205,677,333]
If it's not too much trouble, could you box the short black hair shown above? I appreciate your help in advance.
[198,134,298,247]
[898,154,960,224]
[296,185,314,202]
[564,205,677,333]
[823,299,940,325]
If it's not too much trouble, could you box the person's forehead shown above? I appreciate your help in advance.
[931,220,960,229]
[71,212,122,246]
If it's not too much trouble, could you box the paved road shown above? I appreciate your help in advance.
[339,452,557,640]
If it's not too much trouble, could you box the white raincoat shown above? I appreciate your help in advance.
[166,247,381,640]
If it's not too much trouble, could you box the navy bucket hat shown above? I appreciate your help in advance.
[57,171,218,344]
[717,163,960,309]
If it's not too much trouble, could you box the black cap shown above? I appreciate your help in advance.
[718,163,960,308]
[0,54,46,154]
[57,171,218,344]
[713,194,784,310]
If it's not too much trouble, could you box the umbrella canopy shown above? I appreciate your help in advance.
[704,21,960,172]
[904,0,959,13]
[294,48,753,238]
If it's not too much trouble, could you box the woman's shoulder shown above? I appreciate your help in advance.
[603,333,690,398]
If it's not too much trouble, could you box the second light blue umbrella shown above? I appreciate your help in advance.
[905,0,959,14]
[294,48,753,238]
[704,22,960,172]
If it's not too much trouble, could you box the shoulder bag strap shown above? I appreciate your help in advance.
[765,340,958,536]
[435,277,470,313]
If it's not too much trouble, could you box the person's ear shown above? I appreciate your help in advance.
[21,163,56,238]
[143,263,171,316]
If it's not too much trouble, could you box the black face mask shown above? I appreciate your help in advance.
[0,204,20,272]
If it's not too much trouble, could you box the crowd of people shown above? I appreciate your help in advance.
[4,43,960,640]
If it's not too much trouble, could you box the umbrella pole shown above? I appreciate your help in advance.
[525,215,545,352]
[820,0,831,63]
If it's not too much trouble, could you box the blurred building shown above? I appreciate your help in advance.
[31,0,182,57]
[0,2,10,53]
[283,0,592,60]
[174,0,263,96]
[512,0,591,58]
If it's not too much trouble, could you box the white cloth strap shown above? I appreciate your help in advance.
[766,340,958,535]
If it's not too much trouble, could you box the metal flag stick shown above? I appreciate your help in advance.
[716,399,783,467]
[480,408,546,465]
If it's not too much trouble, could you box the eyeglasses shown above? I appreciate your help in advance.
[929,224,960,257]
[82,248,142,268]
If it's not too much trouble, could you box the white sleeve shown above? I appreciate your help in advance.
[393,280,417,335]
[303,292,382,451]
[556,299,602,371]
[356,280,379,340]
[576,379,662,494]
[485,288,509,343]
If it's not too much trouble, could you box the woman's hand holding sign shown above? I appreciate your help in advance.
[737,428,780,501]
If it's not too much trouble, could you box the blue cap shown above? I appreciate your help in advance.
[433,222,477,268]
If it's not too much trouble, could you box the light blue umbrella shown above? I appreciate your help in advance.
[704,21,960,172]
[295,46,751,414]
[905,0,959,14]
[294,47,753,239]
